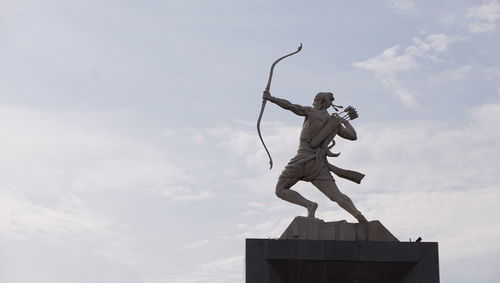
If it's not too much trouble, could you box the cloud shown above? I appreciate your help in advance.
[0,106,219,278]
[0,190,145,268]
[354,35,460,74]
[191,256,245,283]
[346,103,500,195]
[0,107,210,202]
[354,34,462,108]
[148,256,244,283]
[465,1,500,34]
[184,239,209,249]
[354,45,418,74]
[358,188,500,260]
[169,190,213,202]
[379,75,419,108]
[0,190,107,241]
[389,0,416,14]
[199,256,243,273]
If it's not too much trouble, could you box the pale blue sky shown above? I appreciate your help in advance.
[1,1,500,282]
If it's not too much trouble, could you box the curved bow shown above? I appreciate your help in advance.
[257,43,303,169]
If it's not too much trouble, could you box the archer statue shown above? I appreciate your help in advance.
[257,44,368,223]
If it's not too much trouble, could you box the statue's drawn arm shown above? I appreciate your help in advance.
[265,93,312,117]
[337,119,357,141]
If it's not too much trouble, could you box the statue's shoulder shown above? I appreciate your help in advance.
[299,105,315,115]
[329,114,342,123]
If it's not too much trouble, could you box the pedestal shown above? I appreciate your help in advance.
[246,217,439,283]
[246,239,439,283]
[280,217,398,242]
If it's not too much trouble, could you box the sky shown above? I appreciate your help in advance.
[0,0,500,282]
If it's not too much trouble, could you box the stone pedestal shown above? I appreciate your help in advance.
[246,239,439,283]
[280,217,398,242]
[246,218,438,283]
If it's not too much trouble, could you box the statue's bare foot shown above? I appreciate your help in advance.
[307,202,318,218]
[356,213,368,223]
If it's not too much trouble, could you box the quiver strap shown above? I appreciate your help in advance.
[310,116,340,148]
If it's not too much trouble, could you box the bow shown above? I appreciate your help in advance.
[257,43,303,169]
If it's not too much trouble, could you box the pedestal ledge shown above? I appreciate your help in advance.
[280,216,398,242]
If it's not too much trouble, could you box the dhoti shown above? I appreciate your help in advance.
[279,148,334,182]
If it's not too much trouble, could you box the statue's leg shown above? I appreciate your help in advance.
[276,177,318,218]
[311,179,367,223]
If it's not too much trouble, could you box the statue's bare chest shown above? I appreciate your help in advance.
[308,110,330,127]
[301,110,332,138]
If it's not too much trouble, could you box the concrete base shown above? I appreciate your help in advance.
[246,239,439,283]
[280,217,398,241]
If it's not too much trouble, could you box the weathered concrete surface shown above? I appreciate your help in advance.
[246,239,439,283]
[280,216,398,242]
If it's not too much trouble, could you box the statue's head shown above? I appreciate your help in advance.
[313,92,334,110]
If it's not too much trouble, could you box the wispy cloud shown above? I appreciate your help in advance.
[465,1,500,34]
[347,101,500,194]
[354,34,462,108]
[389,0,416,14]
[0,190,145,267]
[184,239,209,249]
[0,107,211,202]
[170,190,213,203]
[0,190,107,241]
[358,188,500,260]
[148,256,244,283]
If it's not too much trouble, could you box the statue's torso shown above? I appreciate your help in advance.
[299,109,337,150]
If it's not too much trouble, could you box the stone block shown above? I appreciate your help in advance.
[367,220,398,242]
[338,220,357,241]
[280,216,325,240]
[356,222,369,241]
[280,217,398,242]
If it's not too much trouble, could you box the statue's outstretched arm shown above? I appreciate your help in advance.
[263,91,311,116]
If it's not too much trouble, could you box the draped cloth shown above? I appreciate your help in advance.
[280,147,333,182]
[279,144,365,184]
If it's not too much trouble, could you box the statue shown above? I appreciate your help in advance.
[258,44,367,223]
[263,91,367,222]
[247,47,433,282]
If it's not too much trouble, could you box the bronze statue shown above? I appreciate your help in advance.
[262,91,367,222]
[258,44,367,222]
